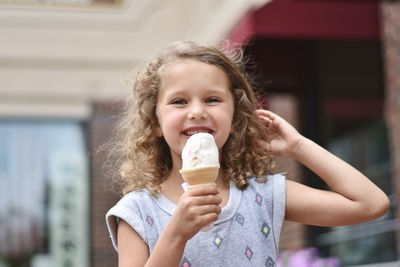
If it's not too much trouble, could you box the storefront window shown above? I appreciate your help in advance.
[317,120,397,265]
[0,122,89,267]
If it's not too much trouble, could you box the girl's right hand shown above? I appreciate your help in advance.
[168,185,222,241]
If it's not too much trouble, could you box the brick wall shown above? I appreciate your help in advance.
[89,102,120,267]
[268,95,307,251]
[380,1,400,255]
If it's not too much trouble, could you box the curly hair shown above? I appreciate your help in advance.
[105,41,275,196]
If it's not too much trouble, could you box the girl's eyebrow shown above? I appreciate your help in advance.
[162,89,186,96]
[201,86,230,94]
[165,87,228,95]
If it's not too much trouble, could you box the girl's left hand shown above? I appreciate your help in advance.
[255,109,304,158]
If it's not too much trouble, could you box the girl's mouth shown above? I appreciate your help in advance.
[182,127,214,137]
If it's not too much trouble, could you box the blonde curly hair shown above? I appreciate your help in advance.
[106,41,275,196]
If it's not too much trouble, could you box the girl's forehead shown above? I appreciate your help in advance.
[159,59,230,83]
[159,59,231,89]
[160,58,223,74]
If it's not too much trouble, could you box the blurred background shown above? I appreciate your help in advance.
[0,0,399,266]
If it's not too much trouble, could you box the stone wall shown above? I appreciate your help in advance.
[380,1,400,255]
[89,102,120,267]
[268,95,307,251]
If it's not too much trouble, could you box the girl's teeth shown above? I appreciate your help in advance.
[186,130,210,136]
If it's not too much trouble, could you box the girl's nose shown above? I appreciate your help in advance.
[188,103,208,120]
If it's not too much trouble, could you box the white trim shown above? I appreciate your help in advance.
[316,218,399,245]
[0,101,92,119]
[348,261,400,267]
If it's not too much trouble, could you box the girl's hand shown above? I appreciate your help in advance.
[255,109,304,158]
[167,185,222,241]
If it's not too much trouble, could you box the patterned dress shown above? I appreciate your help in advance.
[106,174,286,266]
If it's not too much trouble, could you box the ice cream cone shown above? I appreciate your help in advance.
[179,165,219,189]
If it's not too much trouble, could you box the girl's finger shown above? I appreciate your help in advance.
[197,204,221,216]
[191,194,222,206]
[255,109,279,124]
[258,109,283,123]
[255,109,275,117]
[200,213,219,226]
[187,184,219,196]
[256,113,274,127]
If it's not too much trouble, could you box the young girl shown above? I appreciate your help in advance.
[105,41,389,267]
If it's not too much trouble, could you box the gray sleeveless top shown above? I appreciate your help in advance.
[106,173,286,266]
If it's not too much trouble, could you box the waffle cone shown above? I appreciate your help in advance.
[179,166,219,188]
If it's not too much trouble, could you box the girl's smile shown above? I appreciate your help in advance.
[182,126,215,137]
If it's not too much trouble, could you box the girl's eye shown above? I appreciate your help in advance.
[170,98,187,105]
[206,97,221,104]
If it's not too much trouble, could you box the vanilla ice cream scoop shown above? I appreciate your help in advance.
[181,133,219,169]
[180,133,220,188]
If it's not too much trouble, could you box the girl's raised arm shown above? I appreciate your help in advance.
[256,109,390,226]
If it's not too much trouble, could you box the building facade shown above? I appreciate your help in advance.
[0,0,399,266]
[226,1,400,266]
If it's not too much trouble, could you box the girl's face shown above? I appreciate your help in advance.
[156,59,235,167]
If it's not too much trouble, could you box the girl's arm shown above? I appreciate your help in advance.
[285,138,389,226]
[117,219,186,267]
[117,220,150,267]
[256,109,390,226]
[117,185,221,267]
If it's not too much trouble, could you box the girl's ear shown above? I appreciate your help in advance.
[155,127,163,137]
[154,112,163,137]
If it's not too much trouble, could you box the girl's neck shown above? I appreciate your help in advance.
[160,167,185,203]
